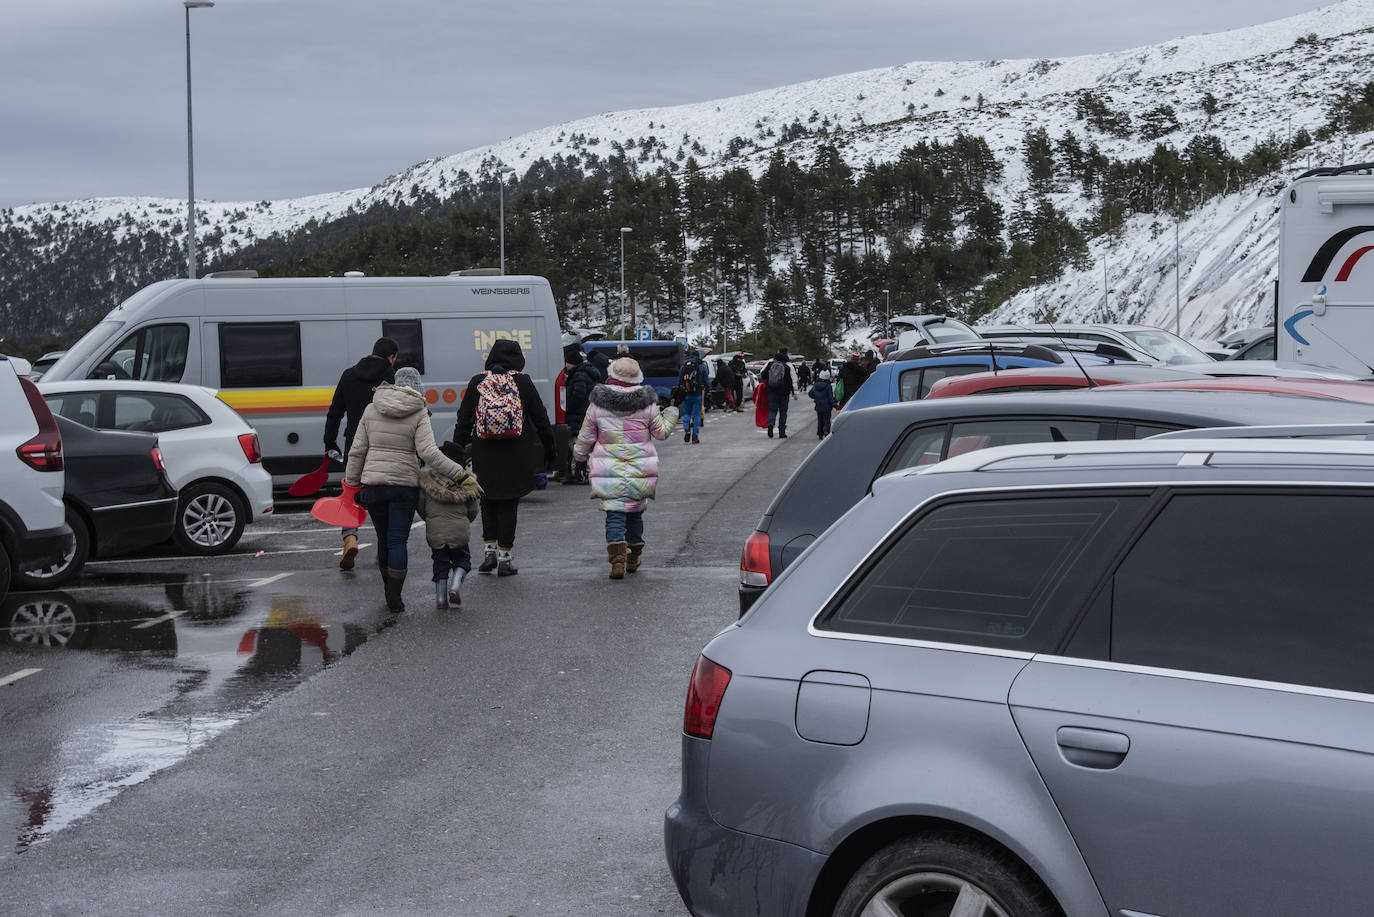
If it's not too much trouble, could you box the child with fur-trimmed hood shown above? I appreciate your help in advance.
[572,357,680,579]
[417,445,482,608]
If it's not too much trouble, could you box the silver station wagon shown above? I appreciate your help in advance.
[667,430,1374,917]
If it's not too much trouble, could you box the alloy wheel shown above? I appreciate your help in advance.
[183,492,236,548]
[860,871,1010,917]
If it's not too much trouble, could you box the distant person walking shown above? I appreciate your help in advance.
[452,339,556,577]
[836,353,868,408]
[761,349,795,438]
[714,358,738,411]
[417,446,482,609]
[678,351,708,443]
[729,354,747,411]
[572,358,680,579]
[562,345,601,484]
[344,367,468,613]
[808,370,839,438]
[325,337,397,570]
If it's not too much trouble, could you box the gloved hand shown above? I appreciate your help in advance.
[325,441,342,461]
[574,460,589,481]
[670,385,686,407]
[326,448,344,463]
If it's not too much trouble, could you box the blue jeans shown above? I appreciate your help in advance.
[364,485,418,571]
[605,510,644,544]
[767,391,789,432]
[682,395,702,437]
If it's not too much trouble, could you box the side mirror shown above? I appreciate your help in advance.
[92,362,122,379]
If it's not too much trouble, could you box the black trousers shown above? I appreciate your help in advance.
[480,498,519,549]
[816,411,832,437]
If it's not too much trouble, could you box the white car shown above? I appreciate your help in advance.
[37,381,273,554]
[0,358,71,599]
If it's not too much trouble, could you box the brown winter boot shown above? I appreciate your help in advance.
[339,534,359,570]
[626,542,645,573]
[607,541,628,580]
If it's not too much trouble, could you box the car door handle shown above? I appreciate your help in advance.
[1056,726,1130,770]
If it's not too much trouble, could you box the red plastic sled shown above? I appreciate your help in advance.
[754,384,769,429]
[311,483,366,528]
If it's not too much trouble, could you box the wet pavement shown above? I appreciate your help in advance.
[0,405,811,914]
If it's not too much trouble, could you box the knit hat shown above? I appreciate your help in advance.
[563,342,584,365]
[608,357,644,385]
[394,366,423,394]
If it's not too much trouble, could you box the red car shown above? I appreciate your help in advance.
[924,363,1195,398]
[1102,376,1374,404]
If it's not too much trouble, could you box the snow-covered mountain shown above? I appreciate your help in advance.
[8,0,1374,342]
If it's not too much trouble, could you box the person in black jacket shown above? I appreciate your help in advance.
[452,339,556,576]
[562,348,602,484]
[761,349,795,438]
[836,353,868,408]
[324,337,397,570]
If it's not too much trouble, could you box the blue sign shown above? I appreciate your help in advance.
[636,328,652,341]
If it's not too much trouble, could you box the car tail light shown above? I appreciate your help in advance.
[683,654,732,739]
[740,530,771,587]
[16,377,63,472]
[150,448,165,472]
[237,432,262,463]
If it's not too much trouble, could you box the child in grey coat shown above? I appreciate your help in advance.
[417,459,482,608]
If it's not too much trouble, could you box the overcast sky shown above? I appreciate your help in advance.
[0,0,1327,208]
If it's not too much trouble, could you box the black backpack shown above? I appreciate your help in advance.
[680,362,703,396]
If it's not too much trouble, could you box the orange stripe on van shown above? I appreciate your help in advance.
[217,388,335,415]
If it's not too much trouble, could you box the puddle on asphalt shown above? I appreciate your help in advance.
[0,577,382,859]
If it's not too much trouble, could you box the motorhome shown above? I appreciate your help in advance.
[1277,164,1374,376]
[42,272,564,485]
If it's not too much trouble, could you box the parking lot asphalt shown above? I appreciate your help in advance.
[0,404,812,915]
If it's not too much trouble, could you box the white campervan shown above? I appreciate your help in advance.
[42,272,564,486]
[1277,164,1374,376]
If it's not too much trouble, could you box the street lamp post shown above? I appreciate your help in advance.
[498,167,514,275]
[184,0,214,280]
[883,288,890,335]
[619,227,632,337]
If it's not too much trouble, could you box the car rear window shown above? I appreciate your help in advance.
[820,494,1148,651]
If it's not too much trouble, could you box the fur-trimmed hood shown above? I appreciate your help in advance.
[418,465,482,503]
[590,383,658,413]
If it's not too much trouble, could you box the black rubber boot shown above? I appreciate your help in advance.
[383,569,407,612]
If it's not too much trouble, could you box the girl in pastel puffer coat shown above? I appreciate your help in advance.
[572,357,680,579]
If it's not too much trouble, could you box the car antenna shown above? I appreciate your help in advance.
[1048,321,1097,389]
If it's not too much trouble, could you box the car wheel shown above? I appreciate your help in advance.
[832,833,1061,917]
[0,542,10,600]
[13,511,89,590]
[9,596,89,649]
[173,482,246,555]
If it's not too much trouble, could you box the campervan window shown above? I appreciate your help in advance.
[382,319,425,373]
[105,323,189,382]
[220,322,303,388]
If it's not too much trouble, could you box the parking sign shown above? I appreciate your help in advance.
[637,328,652,341]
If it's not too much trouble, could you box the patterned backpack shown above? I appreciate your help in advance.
[474,372,524,440]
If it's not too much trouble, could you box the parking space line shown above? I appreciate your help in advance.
[0,668,41,688]
[134,611,187,630]
[248,572,294,588]
[86,543,374,566]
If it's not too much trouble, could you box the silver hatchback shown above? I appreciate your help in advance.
[666,434,1374,917]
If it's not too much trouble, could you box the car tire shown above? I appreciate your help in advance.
[173,482,246,555]
[832,832,1061,917]
[13,510,89,590]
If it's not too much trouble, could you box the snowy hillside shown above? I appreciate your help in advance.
[7,0,1374,340]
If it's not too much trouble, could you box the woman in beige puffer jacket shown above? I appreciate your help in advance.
[344,367,469,611]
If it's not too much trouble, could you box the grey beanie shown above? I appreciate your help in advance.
[394,367,423,394]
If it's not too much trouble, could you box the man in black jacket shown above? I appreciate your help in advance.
[761,348,795,438]
[561,347,601,484]
[324,337,397,569]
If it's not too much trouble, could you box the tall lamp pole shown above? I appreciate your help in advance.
[883,288,890,335]
[619,226,632,336]
[184,0,214,280]
[498,168,514,275]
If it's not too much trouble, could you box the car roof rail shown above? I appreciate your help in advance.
[1149,423,1374,441]
[888,341,1063,363]
[1296,162,1374,179]
[910,435,1374,476]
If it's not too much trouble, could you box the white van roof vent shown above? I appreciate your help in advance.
[344,271,366,278]
[451,268,502,276]
[204,270,259,279]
